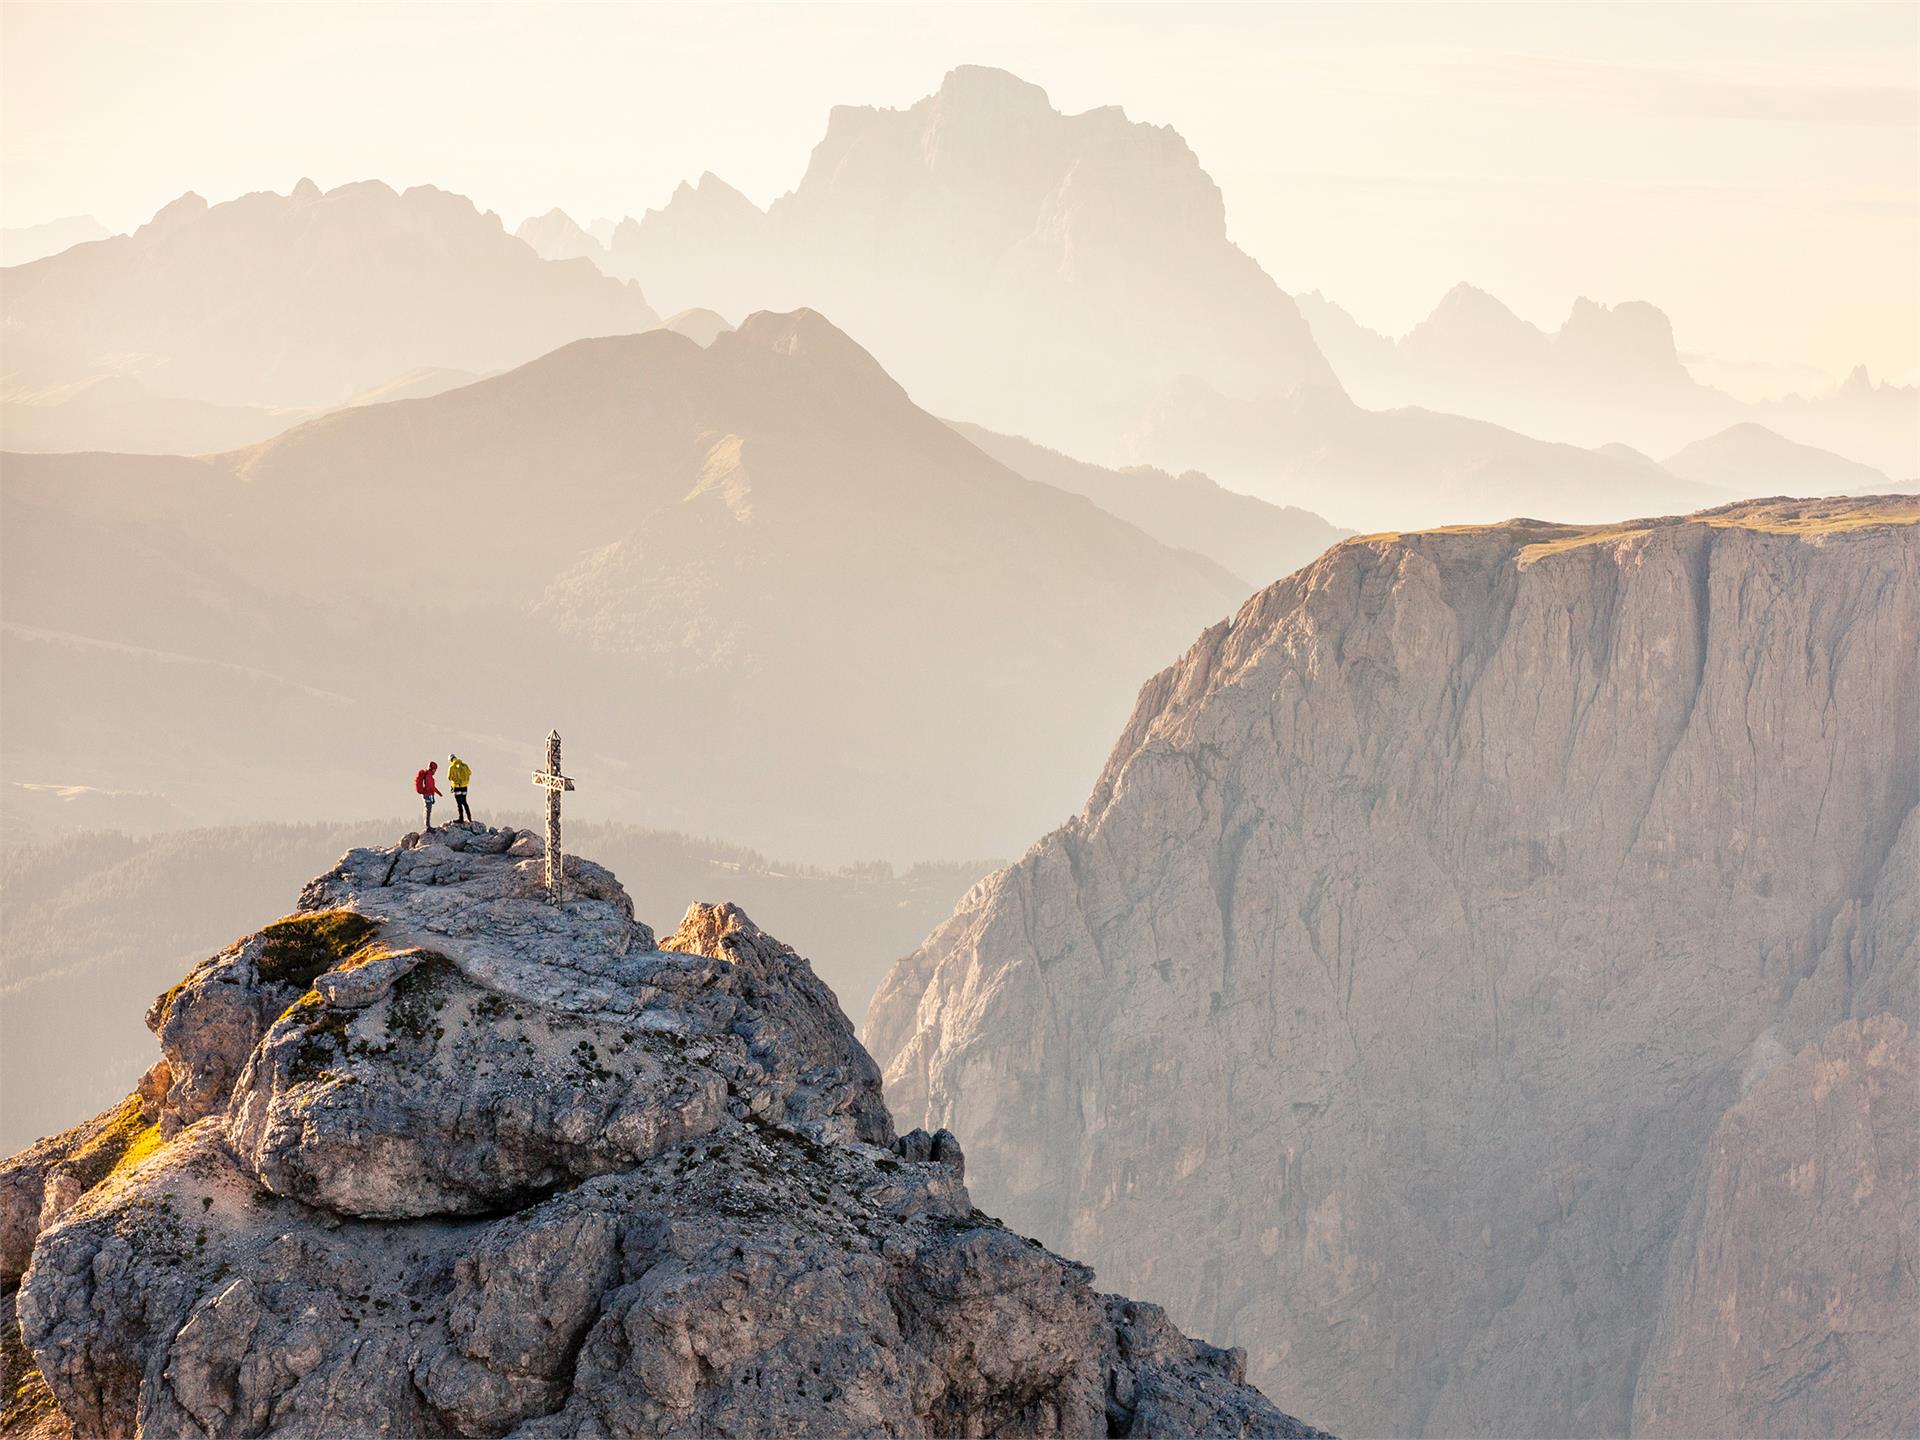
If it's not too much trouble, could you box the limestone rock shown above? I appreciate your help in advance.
[1,1082,168,1284]
[867,496,1920,1438]
[5,840,1320,1438]
[1632,1015,1918,1439]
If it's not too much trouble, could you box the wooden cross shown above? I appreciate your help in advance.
[530,729,575,903]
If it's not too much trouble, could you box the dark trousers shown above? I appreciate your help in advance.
[423,795,435,829]
[454,787,472,822]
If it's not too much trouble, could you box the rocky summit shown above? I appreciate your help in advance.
[0,825,1323,1439]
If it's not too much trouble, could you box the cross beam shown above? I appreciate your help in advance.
[530,729,575,903]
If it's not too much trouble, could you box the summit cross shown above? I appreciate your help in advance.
[530,729,575,904]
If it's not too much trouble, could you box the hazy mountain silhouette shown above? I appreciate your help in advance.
[0,214,111,267]
[949,421,1349,588]
[597,67,1338,462]
[0,365,486,457]
[652,306,733,347]
[337,365,482,408]
[1752,365,1920,480]
[0,375,298,455]
[540,68,1753,531]
[1,180,657,412]
[1134,383,1730,533]
[2,310,1253,861]
[1663,422,1895,495]
[1300,285,1736,450]
[514,206,605,262]
[1299,287,1916,478]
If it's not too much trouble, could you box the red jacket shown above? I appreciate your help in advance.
[414,765,440,798]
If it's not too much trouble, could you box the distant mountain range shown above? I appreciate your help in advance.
[8,72,1897,530]
[512,67,1911,518]
[1660,421,1897,496]
[1298,286,1917,478]
[3,309,1293,861]
[0,214,112,267]
[509,66,1848,530]
[585,66,1338,466]
[1,179,656,410]
[948,421,1349,589]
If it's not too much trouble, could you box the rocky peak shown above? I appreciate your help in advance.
[142,190,209,233]
[714,306,906,395]
[1840,362,1880,394]
[515,207,602,262]
[1557,294,1687,376]
[618,173,764,254]
[788,63,1217,239]
[936,63,1056,111]
[3,830,1324,1437]
[1401,282,1548,363]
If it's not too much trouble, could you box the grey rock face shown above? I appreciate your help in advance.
[1632,1015,1918,1439]
[867,497,1920,1438]
[5,832,1323,1438]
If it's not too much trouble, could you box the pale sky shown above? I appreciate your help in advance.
[3,1,1915,395]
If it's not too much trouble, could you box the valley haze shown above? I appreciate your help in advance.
[2,9,1915,1440]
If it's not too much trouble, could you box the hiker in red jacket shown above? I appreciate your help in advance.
[414,760,441,831]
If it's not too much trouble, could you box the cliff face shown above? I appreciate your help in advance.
[867,496,1920,1437]
[2,827,1323,1439]
[1632,1015,1917,1440]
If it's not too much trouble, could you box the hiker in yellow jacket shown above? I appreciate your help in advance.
[447,753,474,824]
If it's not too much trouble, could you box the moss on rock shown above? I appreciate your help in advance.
[256,911,380,990]
[62,1095,163,1191]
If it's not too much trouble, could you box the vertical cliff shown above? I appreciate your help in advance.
[867,497,1920,1437]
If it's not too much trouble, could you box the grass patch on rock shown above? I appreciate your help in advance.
[256,910,380,990]
[1,1301,64,1438]
[63,1094,164,1190]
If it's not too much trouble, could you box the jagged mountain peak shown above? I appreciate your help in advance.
[1434,280,1511,312]
[2,830,1325,1438]
[650,172,762,224]
[1405,282,1544,347]
[688,169,756,202]
[1838,361,1896,395]
[597,66,1336,446]
[515,206,602,261]
[937,62,1054,103]
[651,305,734,347]
[792,62,1206,213]
[720,305,902,386]
[1559,293,1684,368]
[319,176,401,204]
[143,190,208,231]
[1662,421,1893,493]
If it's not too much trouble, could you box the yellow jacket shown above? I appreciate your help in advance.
[447,757,472,788]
